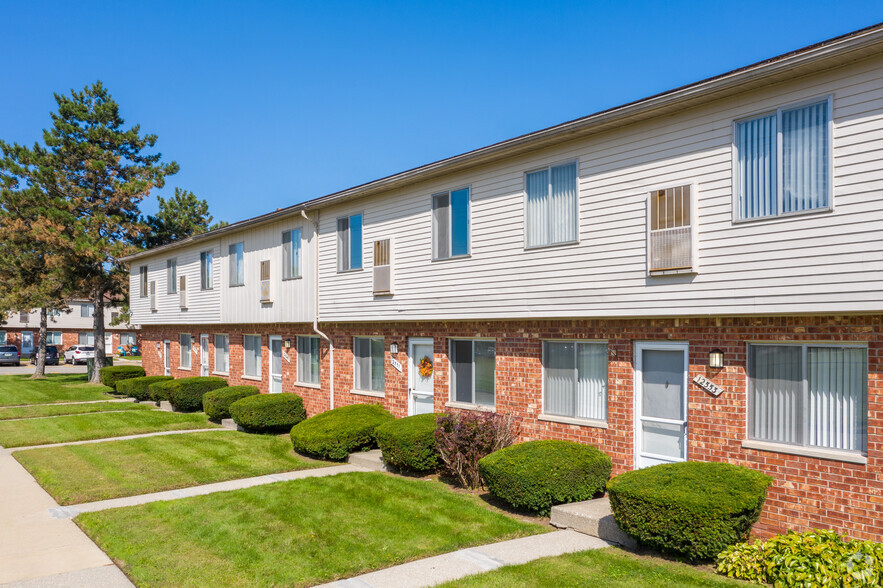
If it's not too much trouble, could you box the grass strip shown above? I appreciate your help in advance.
[0,401,153,421]
[0,374,113,406]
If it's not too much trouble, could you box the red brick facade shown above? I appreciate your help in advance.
[1,329,140,357]
[139,315,883,541]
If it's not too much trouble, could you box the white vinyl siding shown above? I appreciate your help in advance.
[80,304,94,318]
[139,266,148,297]
[214,334,229,373]
[282,229,302,279]
[748,343,867,453]
[47,332,63,345]
[167,259,177,294]
[200,251,213,290]
[297,336,320,385]
[525,161,578,248]
[735,98,831,220]
[179,333,191,369]
[543,341,608,422]
[354,337,384,393]
[229,242,244,286]
[337,214,363,272]
[78,332,94,346]
[432,187,470,259]
[243,334,261,378]
[450,339,495,407]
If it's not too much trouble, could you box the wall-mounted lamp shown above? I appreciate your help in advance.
[709,348,724,369]
[283,339,291,349]
[156,342,161,350]
[390,343,398,354]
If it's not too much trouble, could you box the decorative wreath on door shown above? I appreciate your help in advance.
[418,355,433,378]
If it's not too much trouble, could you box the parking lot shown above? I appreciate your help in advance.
[0,364,88,376]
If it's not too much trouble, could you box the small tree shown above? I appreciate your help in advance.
[139,187,223,249]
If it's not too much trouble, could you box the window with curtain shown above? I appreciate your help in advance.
[214,334,229,373]
[525,161,578,248]
[179,333,192,369]
[450,339,496,407]
[749,344,867,453]
[282,229,302,279]
[543,341,608,421]
[200,251,213,289]
[243,334,261,378]
[297,335,320,385]
[354,337,384,392]
[47,332,63,345]
[337,214,363,271]
[78,332,94,345]
[432,187,470,259]
[167,259,177,294]
[735,99,830,220]
[228,243,244,286]
[140,266,148,297]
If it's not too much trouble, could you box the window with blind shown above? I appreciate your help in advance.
[525,161,578,248]
[297,335,320,385]
[229,243,244,286]
[282,229,302,279]
[140,266,148,297]
[214,334,229,373]
[748,343,867,453]
[432,187,470,259]
[735,98,831,220]
[179,333,191,369]
[649,185,694,272]
[373,239,392,295]
[47,332,63,345]
[450,339,496,407]
[78,332,94,345]
[337,213,363,272]
[354,337,384,393]
[543,341,608,422]
[80,304,94,318]
[243,334,261,378]
[167,259,177,294]
[200,251,213,290]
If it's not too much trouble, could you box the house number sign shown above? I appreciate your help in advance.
[390,357,403,373]
[693,375,724,397]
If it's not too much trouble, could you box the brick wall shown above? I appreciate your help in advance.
[1,329,140,356]
[139,314,883,541]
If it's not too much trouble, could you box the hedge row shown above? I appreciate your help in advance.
[203,386,260,420]
[230,393,306,433]
[290,404,393,460]
[375,414,440,472]
[117,376,173,401]
[166,377,228,412]
[98,366,146,392]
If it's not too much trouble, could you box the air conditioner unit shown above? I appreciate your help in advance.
[179,276,187,309]
[260,260,271,303]
[650,226,692,271]
[373,239,393,295]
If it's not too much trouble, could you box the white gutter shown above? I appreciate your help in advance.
[301,210,334,409]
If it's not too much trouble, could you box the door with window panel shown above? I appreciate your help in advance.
[635,342,688,468]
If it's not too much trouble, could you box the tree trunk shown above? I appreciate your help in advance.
[29,307,48,379]
[90,290,106,383]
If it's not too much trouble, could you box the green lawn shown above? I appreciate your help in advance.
[0,410,219,448]
[77,472,545,587]
[0,374,114,406]
[16,431,329,505]
[440,548,747,587]
[0,401,153,421]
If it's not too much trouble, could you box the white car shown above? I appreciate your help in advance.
[64,345,95,365]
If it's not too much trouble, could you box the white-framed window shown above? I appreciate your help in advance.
[543,341,608,422]
[337,213,363,272]
[283,229,302,279]
[450,339,496,407]
[49,309,62,317]
[119,332,136,346]
[19,311,29,322]
[748,343,867,453]
[179,333,192,369]
[297,335,320,385]
[525,161,578,248]
[229,242,244,287]
[354,337,384,393]
[432,187,470,259]
[47,331,63,345]
[167,259,177,294]
[0,331,6,345]
[78,332,94,345]
[243,334,261,378]
[139,266,148,297]
[214,334,229,373]
[735,97,832,220]
[200,251,213,290]
[80,303,94,318]
[648,184,695,272]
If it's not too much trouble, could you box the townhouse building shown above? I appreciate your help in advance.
[126,25,883,540]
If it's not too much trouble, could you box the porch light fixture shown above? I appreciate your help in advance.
[390,343,398,354]
[156,342,161,350]
[709,349,724,369]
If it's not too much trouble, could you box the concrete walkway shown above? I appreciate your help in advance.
[7,427,233,453]
[321,530,610,588]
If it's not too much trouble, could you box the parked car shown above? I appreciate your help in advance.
[44,345,59,366]
[64,345,94,365]
[0,345,20,366]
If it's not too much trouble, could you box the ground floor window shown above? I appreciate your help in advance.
[0,331,5,345]
[243,335,261,378]
[78,332,94,346]
[748,343,867,453]
[46,331,63,345]
[214,334,229,373]
[120,332,136,346]
[179,333,191,369]
[297,336,320,385]
[543,341,608,421]
[354,337,384,393]
[450,339,496,407]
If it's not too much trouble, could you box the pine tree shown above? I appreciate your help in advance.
[139,187,223,249]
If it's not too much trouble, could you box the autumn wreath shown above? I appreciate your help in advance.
[418,355,433,378]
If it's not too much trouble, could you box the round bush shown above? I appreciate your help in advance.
[229,393,306,433]
[121,376,174,401]
[479,440,612,515]
[148,379,176,404]
[98,365,146,392]
[607,461,773,562]
[290,404,394,460]
[166,377,228,412]
[375,414,440,472]
[203,386,260,421]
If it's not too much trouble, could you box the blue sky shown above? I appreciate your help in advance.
[2,1,881,223]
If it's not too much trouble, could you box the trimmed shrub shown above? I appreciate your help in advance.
[166,377,228,412]
[98,365,146,392]
[120,376,174,401]
[479,440,612,515]
[717,529,883,586]
[434,412,519,489]
[229,393,306,433]
[607,461,773,562]
[203,386,260,421]
[289,404,393,460]
[376,414,440,472]
[148,379,176,404]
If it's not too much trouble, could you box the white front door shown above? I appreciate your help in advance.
[163,340,171,376]
[269,336,282,393]
[408,338,434,415]
[21,332,33,356]
[200,334,210,376]
[635,341,689,469]
[105,334,114,355]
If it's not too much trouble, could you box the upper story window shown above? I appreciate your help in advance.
[649,185,695,273]
[80,304,94,318]
[354,337,384,393]
[432,187,470,259]
[49,309,61,318]
[450,339,496,407]
[167,259,177,294]
[525,161,578,248]
[282,229,302,279]
[297,335,320,385]
[200,251,213,290]
[543,341,608,422]
[139,266,148,297]
[735,98,831,220]
[19,310,28,322]
[229,242,244,287]
[337,213,363,272]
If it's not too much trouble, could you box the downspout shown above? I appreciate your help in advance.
[301,210,334,409]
